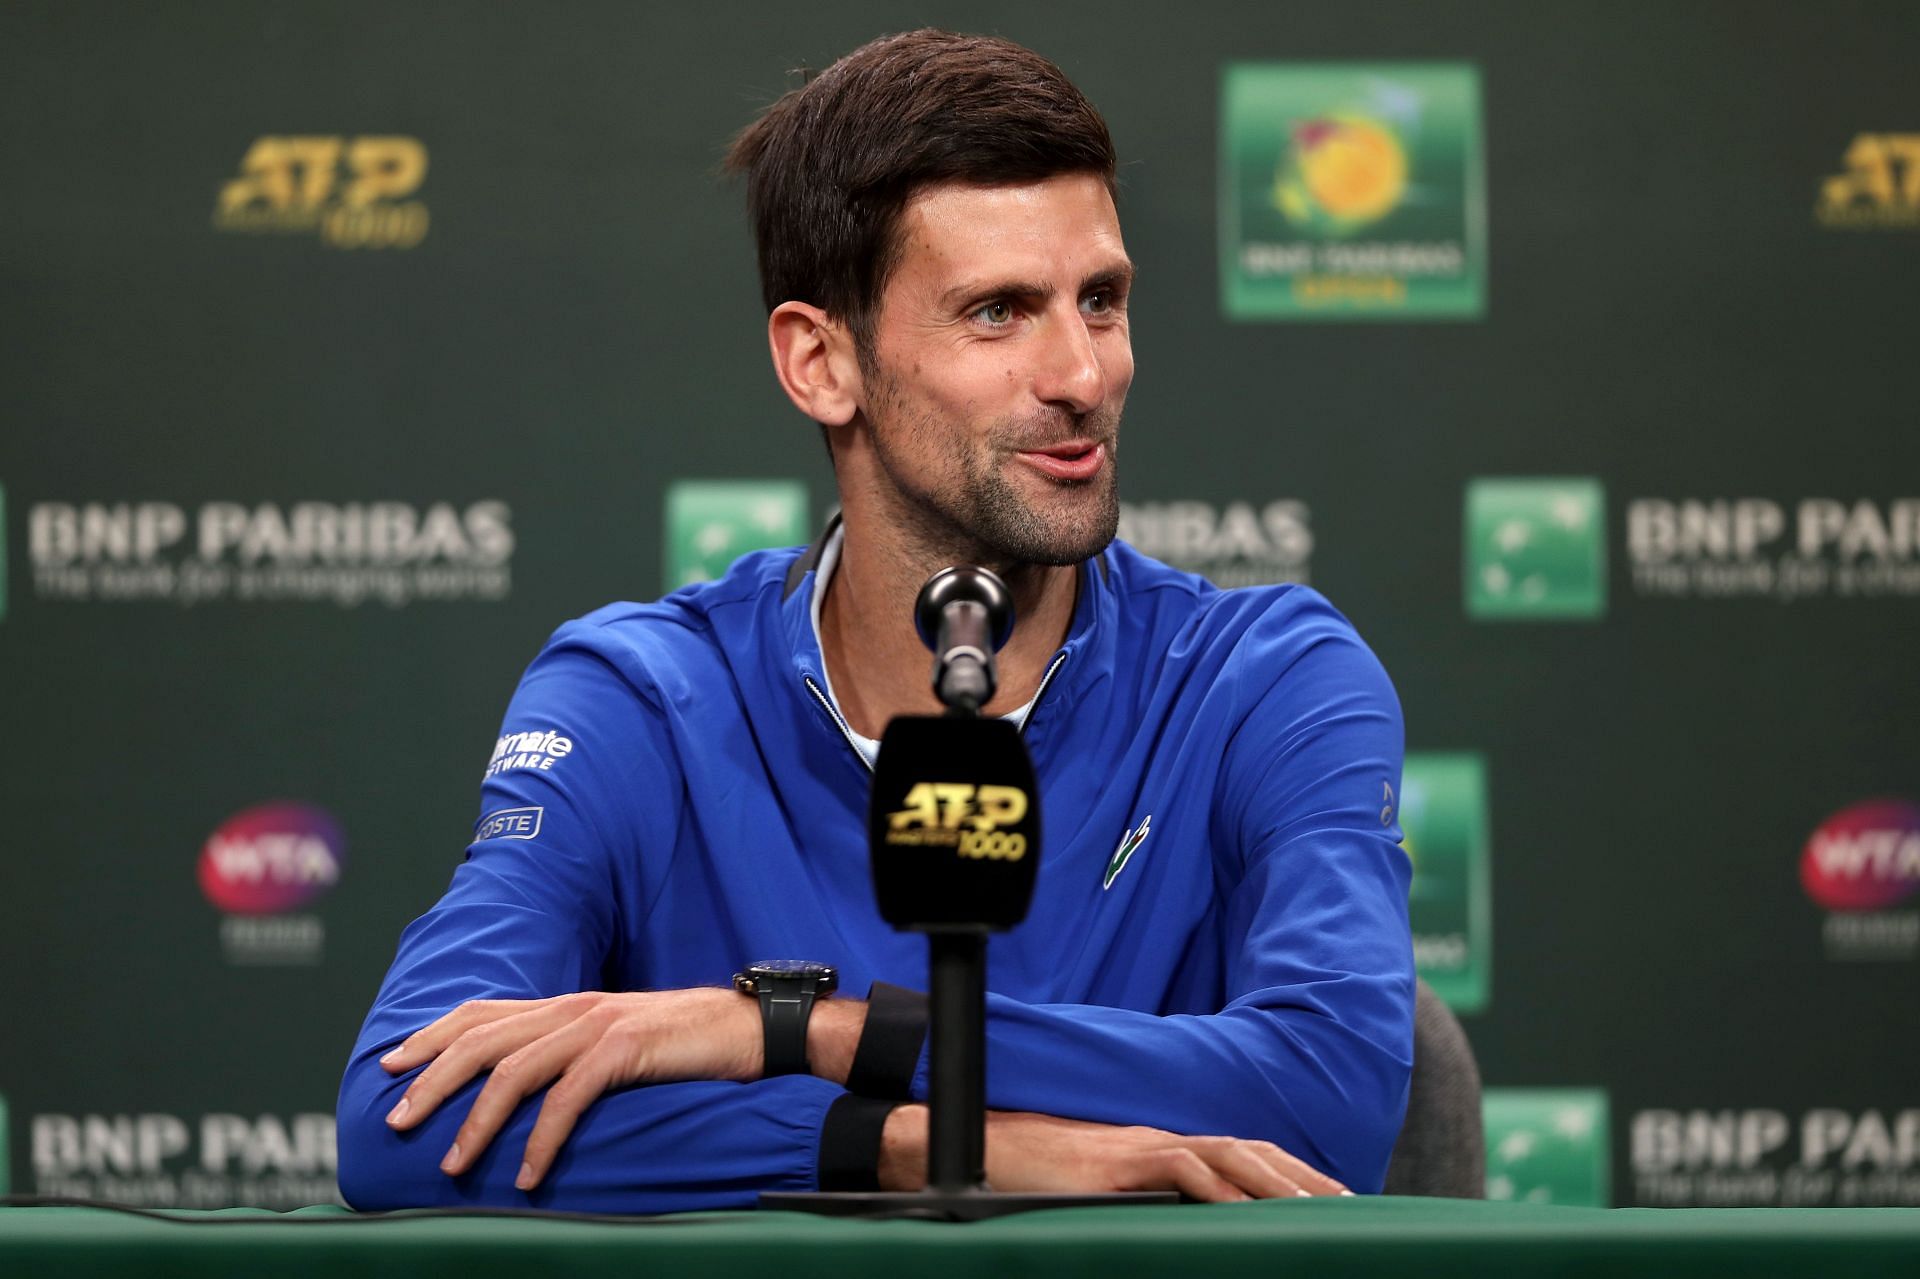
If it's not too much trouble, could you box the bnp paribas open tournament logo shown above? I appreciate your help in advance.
[213,135,429,249]
[1465,478,1607,620]
[1484,1089,1611,1206]
[664,480,808,590]
[1402,753,1491,1013]
[1220,63,1485,320]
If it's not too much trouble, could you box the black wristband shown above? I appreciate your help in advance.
[818,1094,902,1192]
[847,981,929,1100]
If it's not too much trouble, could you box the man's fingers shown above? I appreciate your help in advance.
[380,994,597,1074]
[386,1003,582,1131]
[1121,1147,1248,1204]
[1248,1139,1348,1196]
[513,1050,620,1191]
[379,1000,516,1074]
[1198,1138,1308,1199]
[438,1017,603,1177]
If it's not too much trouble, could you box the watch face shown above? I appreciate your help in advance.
[744,960,838,993]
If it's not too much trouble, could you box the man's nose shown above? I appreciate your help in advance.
[1032,309,1107,415]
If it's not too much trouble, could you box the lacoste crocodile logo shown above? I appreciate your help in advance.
[1104,814,1152,890]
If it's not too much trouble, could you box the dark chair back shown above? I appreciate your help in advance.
[1382,979,1485,1197]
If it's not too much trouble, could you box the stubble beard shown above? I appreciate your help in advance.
[864,372,1123,573]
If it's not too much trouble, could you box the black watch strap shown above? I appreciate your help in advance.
[758,975,819,1077]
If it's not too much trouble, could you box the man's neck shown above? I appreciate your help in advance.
[818,514,1080,740]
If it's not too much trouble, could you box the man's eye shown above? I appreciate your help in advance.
[1082,290,1117,316]
[975,300,1014,325]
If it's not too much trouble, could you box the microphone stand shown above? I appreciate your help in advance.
[761,568,1177,1220]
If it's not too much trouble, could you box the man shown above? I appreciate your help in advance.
[338,29,1413,1212]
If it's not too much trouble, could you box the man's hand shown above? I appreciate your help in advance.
[379,988,765,1190]
[879,1105,1350,1202]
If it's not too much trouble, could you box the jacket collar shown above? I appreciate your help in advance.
[778,515,1115,746]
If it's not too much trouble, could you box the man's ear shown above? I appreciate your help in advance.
[768,302,860,427]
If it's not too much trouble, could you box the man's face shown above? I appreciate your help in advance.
[855,173,1134,568]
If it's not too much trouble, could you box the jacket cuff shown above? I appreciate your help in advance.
[848,981,929,1099]
[817,1093,901,1192]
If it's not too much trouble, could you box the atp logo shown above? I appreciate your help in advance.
[1817,135,1920,229]
[885,783,1030,861]
[213,136,429,248]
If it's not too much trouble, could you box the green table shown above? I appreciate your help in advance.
[4,1199,1919,1277]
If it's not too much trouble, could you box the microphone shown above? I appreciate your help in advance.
[915,566,1015,715]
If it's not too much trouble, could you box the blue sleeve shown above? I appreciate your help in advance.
[912,605,1416,1192]
[336,631,843,1212]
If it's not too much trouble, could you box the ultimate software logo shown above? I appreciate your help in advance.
[1465,478,1607,620]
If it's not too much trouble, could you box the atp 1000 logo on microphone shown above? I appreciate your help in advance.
[199,802,345,965]
[1801,798,1920,961]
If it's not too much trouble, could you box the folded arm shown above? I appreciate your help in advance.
[874,621,1417,1191]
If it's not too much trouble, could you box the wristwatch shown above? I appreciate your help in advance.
[733,960,838,1076]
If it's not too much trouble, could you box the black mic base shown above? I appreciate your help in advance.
[760,1189,1180,1220]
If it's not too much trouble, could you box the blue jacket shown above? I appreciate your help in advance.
[337,536,1414,1211]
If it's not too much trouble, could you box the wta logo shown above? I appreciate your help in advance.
[1800,799,1920,912]
[198,802,345,914]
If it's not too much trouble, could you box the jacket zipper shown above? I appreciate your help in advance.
[803,649,1071,771]
[803,676,875,773]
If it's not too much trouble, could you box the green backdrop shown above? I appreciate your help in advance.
[3,0,1917,1210]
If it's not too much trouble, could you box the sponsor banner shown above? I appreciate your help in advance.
[1802,799,1920,962]
[1220,63,1485,320]
[31,1112,337,1208]
[1629,498,1920,601]
[1816,134,1920,230]
[213,135,430,249]
[1402,753,1491,1013]
[1116,500,1311,587]
[1632,1107,1920,1206]
[26,499,512,607]
[1484,1088,1611,1207]
[664,480,808,590]
[199,803,344,967]
[1464,478,1607,620]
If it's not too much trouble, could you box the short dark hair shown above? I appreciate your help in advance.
[725,29,1117,363]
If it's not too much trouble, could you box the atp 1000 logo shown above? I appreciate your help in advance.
[885,783,1031,861]
[1817,134,1920,230]
[213,135,428,248]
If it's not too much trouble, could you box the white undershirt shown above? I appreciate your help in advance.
[808,524,1036,766]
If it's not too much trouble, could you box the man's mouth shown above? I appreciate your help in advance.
[1013,440,1107,482]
